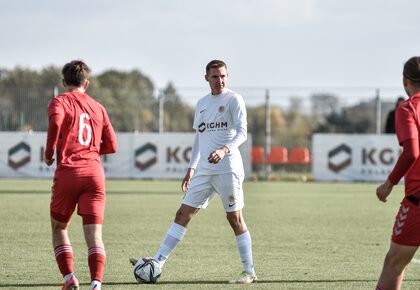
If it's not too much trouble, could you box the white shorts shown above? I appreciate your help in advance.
[182,172,244,212]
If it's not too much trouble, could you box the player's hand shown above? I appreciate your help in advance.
[181,168,195,192]
[207,147,228,164]
[45,158,55,166]
[376,179,394,202]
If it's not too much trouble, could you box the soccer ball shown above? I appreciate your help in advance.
[133,257,162,284]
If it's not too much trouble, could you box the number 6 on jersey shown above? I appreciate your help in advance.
[79,113,92,146]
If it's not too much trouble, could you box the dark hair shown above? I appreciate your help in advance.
[403,57,420,86]
[62,60,91,87]
[206,60,227,73]
[395,96,405,107]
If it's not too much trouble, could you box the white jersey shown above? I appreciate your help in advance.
[192,89,247,175]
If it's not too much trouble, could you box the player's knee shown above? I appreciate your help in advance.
[51,218,68,231]
[226,214,245,231]
[174,208,192,226]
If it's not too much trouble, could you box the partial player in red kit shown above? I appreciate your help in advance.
[376,56,420,290]
[45,60,117,290]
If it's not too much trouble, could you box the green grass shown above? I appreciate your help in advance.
[0,179,419,289]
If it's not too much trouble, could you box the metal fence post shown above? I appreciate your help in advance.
[158,89,164,133]
[375,88,381,134]
[264,89,271,179]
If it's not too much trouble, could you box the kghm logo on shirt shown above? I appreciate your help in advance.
[198,121,228,133]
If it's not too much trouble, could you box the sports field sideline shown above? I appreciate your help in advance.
[0,179,419,290]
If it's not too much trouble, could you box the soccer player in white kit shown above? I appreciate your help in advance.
[131,60,257,284]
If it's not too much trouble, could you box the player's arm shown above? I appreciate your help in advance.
[208,96,247,164]
[377,104,419,202]
[99,110,117,155]
[45,99,65,166]
[377,138,419,202]
[182,132,200,192]
[224,95,247,152]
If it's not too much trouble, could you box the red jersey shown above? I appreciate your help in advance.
[394,92,420,197]
[46,91,117,178]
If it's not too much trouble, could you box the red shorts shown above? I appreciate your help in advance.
[391,197,420,246]
[50,175,106,225]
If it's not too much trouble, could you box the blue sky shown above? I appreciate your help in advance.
[1,0,419,100]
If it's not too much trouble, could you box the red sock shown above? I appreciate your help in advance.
[88,247,106,282]
[54,244,74,276]
[376,285,385,290]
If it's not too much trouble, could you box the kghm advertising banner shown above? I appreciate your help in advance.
[0,132,251,179]
[312,134,401,182]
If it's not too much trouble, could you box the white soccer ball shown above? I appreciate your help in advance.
[133,257,162,284]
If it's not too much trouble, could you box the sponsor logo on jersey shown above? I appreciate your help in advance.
[218,106,225,113]
[198,121,228,133]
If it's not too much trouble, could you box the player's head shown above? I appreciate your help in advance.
[403,57,420,96]
[62,60,91,89]
[205,60,228,95]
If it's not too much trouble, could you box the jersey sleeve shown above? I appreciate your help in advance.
[45,98,65,160]
[99,108,118,155]
[395,103,418,145]
[225,95,247,151]
[388,138,419,184]
[192,100,200,130]
[188,132,200,169]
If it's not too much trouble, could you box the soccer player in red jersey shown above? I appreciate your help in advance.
[45,60,117,290]
[376,56,420,290]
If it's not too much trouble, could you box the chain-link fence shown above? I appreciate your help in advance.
[0,84,405,135]
[0,87,56,131]
[0,84,407,179]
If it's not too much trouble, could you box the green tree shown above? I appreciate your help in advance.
[92,69,156,132]
[314,99,375,133]
[0,66,59,131]
[161,82,194,132]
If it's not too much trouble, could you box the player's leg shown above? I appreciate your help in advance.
[151,204,198,266]
[78,176,106,290]
[377,200,420,290]
[214,173,256,284]
[149,174,213,267]
[51,217,79,289]
[376,241,417,290]
[50,178,79,289]
[83,224,105,290]
[226,210,257,284]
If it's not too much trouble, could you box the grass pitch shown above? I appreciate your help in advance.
[0,179,419,289]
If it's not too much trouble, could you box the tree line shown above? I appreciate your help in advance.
[0,66,389,148]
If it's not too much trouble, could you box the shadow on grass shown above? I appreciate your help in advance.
[2,279,420,287]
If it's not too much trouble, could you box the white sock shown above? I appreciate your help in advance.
[236,231,255,274]
[153,223,187,267]
[90,280,101,290]
[64,273,75,281]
